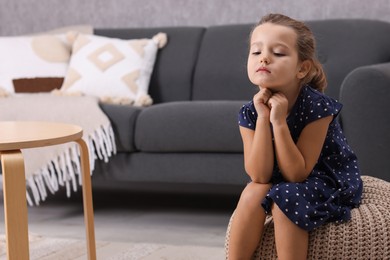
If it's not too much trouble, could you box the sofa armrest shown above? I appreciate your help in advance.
[340,62,390,181]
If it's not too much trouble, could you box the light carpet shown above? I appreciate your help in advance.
[0,234,224,260]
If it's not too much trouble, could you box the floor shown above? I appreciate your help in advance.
[0,186,240,250]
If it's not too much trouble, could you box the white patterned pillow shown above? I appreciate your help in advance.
[60,32,167,106]
[0,25,93,95]
[0,34,71,94]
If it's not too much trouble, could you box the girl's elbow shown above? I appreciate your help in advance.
[245,167,271,184]
[249,176,270,184]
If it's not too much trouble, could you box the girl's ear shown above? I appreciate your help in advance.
[297,60,312,79]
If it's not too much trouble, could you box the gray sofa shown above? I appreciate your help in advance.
[91,19,390,194]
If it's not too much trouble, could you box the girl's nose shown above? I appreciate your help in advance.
[260,56,269,65]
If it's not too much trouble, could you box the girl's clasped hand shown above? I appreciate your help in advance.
[254,88,288,126]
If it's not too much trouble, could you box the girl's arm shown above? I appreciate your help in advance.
[269,93,332,183]
[240,118,274,183]
[240,88,274,183]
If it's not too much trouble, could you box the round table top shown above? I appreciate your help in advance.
[0,121,83,151]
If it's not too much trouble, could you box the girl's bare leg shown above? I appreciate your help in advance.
[271,203,308,260]
[228,182,271,260]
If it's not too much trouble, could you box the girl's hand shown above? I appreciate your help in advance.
[268,92,288,125]
[253,88,272,119]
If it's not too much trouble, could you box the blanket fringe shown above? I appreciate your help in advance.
[25,124,116,206]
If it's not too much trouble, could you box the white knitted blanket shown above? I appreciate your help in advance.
[0,94,116,206]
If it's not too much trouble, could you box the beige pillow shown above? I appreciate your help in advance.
[60,32,167,106]
[0,25,93,95]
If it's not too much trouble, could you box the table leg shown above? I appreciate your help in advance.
[1,150,30,260]
[76,139,96,260]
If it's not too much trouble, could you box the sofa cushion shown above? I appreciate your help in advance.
[306,19,390,99]
[192,24,256,101]
[134,101,244,152]
[95,27,205,103]
[61,33,166,106]
[0,34,71,94]
[0,26,93,94]
[99,103,142,152]
[192,20,390,102]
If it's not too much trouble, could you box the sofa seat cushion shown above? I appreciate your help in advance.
[99,103,142,152]
[135,101,244,152]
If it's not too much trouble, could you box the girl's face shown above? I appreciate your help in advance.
[247,23,305,92]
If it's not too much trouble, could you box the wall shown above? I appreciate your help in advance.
[1,0,389,35]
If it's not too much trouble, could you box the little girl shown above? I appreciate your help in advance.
[228,14,363,260]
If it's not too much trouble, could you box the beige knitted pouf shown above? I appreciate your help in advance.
[225,176,390,259]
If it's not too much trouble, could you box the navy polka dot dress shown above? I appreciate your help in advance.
[238,85,363,231]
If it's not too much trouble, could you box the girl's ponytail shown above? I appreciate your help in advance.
[303,59,327,93]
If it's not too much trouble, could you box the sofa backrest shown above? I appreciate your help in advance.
[95,20,390,103]
[192,19,390,101]
[192,24,255,101]
[95,27,205,104]
[306,19,390,99]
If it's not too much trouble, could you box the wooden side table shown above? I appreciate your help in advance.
[0,121,96,260]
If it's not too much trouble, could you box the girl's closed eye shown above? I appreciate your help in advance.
[274,52,286,57]
[252,51,261,55]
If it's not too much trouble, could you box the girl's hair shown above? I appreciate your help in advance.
[252,13,327,92]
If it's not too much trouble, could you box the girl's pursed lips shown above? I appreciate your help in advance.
[256,67,271,73]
